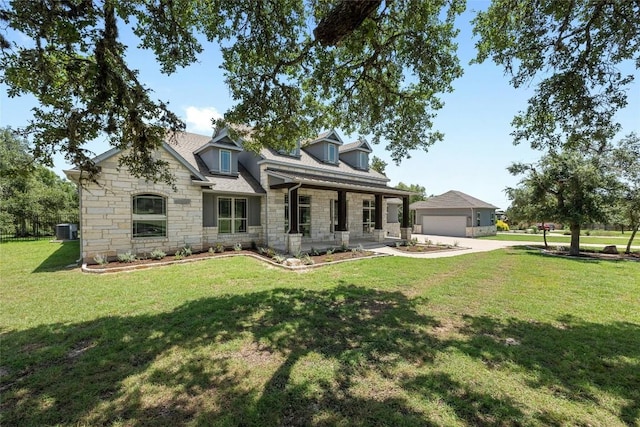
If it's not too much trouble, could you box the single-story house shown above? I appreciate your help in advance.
[65,129,413,263]
[410,190,498,237]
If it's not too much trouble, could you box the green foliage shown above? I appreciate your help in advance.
[233,242,242,252]
[215,243,225,253]
[507,147,620,255]
[93,254,109,266]
[2,0,465,183]
[150,249,166,260]
[369,156,387,175]
[473,1,640,153]
[395,182,427,204]
[496,219,509,232]
[177,245,192,257]
[117,251,136,263]
[272,254,286,264]
[0,128,78,236]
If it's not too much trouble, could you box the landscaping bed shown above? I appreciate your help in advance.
[83,245,381,273]
[387,241,464,253]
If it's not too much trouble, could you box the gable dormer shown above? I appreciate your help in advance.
[303,129,343,165]
[194,128,243,176]
[339,138,372,170]
[276,140,301,158]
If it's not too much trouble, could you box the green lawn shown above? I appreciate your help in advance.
[1,240,639,426]
[481,232,636,247]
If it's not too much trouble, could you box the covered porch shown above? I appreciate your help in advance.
[267,168,413,254]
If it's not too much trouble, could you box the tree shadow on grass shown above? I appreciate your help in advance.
[446,314,640,425]
[1,285,446,426]
[32,240,79,272]
[3,283,636,426]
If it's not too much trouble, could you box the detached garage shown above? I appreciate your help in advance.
[410,190,499,238]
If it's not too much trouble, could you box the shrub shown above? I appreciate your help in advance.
[326,247,335,255]
[178,245,192,257]
[93,254,109,266]
[117,251,136,263]
[496,220,509,231]
[208,246,215,254]
[301,254,314,265]
[174,253,184,260]
[409,237,418,246]
[309,247,320,256]
[150,249,166,260]
[233,242,242,251]
[272,254,286,264]
[215,243,225,253]
[340,243,349,252]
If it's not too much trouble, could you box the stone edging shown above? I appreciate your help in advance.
[81,251,391,274]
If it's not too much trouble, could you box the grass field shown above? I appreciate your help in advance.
[1,240,639,426]
[480,232,637,247]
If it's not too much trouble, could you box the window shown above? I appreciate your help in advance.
[476,212,481,227]
[327,143,337,163]
[132,194,167,238]
[490,213,495,225]
[218,197,247,233]
[358,152,368,169]
[284,194,311,237]
[363,199,375,233]
[220,149,231,173]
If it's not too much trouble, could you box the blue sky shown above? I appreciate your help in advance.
[1,2,638,210]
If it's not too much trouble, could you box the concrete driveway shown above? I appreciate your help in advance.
[371,234,547,259]
[372,234,638,259]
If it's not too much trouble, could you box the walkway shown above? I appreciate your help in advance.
[367,234,639,259]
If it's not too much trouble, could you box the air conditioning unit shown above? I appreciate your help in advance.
[56,223,78,240]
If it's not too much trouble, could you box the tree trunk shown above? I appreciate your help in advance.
[543,226,548,249]
[569,223,581,256]
[626,225,638,255]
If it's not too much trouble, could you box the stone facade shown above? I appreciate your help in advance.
[79,150,203,262]
[72,130,411,263]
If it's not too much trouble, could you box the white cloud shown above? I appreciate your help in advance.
[183,106,223,133]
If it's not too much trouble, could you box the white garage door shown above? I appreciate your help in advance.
[421,215,466,237]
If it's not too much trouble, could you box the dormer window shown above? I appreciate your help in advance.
[358,151,368,169]
[327,143,338,164]
[220,149,231,173]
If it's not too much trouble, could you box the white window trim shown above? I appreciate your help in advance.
[132,194,167,238]
[327,143,337,164]
[220,149,232,174]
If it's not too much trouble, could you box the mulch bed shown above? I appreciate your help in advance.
[538,247,640,262]
[83,248,382,273]
[387,244,462,253]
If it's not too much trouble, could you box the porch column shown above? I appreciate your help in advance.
[288,186,299,234]
[336,190,349,247]
[287,186,302,254]
[337,190,347,231]
[401,196,412,240]
[374,194,383,230]
[372,194,385,242]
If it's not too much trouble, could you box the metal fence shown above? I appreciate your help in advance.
[0,214,79,243]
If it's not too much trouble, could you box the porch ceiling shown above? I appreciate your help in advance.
[266,168,413,197]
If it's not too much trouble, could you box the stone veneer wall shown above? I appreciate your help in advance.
[466,225,497,237]
[80,149,204,263]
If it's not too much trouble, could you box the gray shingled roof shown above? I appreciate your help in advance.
[259,146,388,183]
[266,169,412,196]
[410,190,499,210]
[169,131,265,194]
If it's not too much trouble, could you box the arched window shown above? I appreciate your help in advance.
[132,194,167,238]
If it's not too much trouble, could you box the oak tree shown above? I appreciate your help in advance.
[1,0,464,184]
